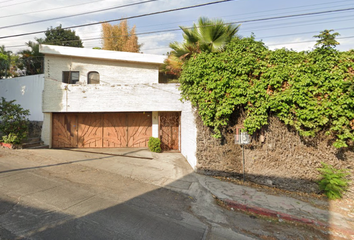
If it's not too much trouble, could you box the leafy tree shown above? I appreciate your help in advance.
[18,41,44,75]
[0,45,11,79]
[164,17,240,76]
[40,25,83,48]
[0,46,24,78]
[314,29,340,49]
[101,20,141,52]
[0,97,29,144]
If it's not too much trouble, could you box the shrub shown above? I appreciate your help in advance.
[148,137,162,153]
[317,162,351,200]
[0,97,29,144]
[1,133,18,144]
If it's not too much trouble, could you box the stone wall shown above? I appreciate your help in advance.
[196,112,354,194]
[28,121,43,139]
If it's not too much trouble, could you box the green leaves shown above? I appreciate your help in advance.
[0,97,29,144]
[148,137,162,153]
[179,36,354,148]
[317,163,350,200]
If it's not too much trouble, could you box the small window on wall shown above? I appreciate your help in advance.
[88,71,100,84]
[62,71,79,84]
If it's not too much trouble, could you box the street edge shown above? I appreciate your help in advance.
[220,198,354,239]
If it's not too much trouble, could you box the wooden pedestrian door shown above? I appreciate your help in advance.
[52,113,152,148]
[159,112,180,151]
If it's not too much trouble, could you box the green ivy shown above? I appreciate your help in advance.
[179,36,354,147]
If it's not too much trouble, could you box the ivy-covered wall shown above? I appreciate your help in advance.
[195,112,354,194]
[180,36,354,149]
[180,36,354,194]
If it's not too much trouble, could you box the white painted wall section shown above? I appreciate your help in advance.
[41,113,52,146]
[43,81,187,113]
[152,111,159,138]
[0,74,44,121]
[44,55,160,85]
[180,105,198,169]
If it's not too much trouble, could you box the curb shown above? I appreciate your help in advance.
[220,198,354,239]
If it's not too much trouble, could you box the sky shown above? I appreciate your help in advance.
[1,0,354,55]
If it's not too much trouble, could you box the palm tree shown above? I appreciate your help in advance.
[19,41,44,75]
[163,17,240,77]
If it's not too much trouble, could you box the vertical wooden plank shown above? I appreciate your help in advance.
[52,113,78,148]
[159,112,180,151]
[77,113,103,148]
[127,112,152,148]
[103,113,127,147]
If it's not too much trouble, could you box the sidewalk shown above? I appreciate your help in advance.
[196,175,354,239]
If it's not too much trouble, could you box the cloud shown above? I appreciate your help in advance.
[265,37,316,52]
[139,32,177,55]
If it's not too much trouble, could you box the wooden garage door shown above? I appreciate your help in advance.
[52,113,78,148]
[159,112,180,151]
[52,113,152,148]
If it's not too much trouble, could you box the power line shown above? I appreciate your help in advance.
[240,13,354,32]
[5,13,354,49]
[133,1,354,34]
[0,0,233,40]
[0,0,108,19]
[0,0,159,30]
[0,0,14,3]
[230,7,354,25]
[0,0,40,8]
[220,0,354,20]
[256,27,354,40]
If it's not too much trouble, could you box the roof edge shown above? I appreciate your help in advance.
[39,44,166,64]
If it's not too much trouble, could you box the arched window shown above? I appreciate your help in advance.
[88,71,100,84]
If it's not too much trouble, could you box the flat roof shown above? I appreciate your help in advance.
[39,45,166,65]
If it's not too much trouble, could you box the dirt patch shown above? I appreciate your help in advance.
[195,111,354,197]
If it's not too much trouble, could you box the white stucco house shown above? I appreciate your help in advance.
[39,45,198,169]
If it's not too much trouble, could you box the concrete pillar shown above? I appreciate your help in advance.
[152,111,159,138]
[41,112,52,147]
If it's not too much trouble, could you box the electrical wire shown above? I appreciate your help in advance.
[0,0,233,39]
[0,0,159,30]
[0,0,109,19]
[0,0,40,8]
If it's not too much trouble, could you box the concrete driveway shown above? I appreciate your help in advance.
[17,148,196,191]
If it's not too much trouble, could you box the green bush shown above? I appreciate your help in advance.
[0,97,29,144]
[148,137,162,153]
[317,162,351,200]
[1,133,18,144]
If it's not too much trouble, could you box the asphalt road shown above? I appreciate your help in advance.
[0,149,255,240]
[0,148,327,240]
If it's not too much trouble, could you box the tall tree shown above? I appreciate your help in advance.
[101,20,141,52]
[0,46,10,79]
[314,29,340,49]
[164,17,240,77]
[40,25,83,48]
[0,46,23,79]
[18,41,44,75]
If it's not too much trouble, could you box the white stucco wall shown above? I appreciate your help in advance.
[181,107,198,169]
[0,74,44,121]
[45,55,160,85]
[43,80,186,112]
